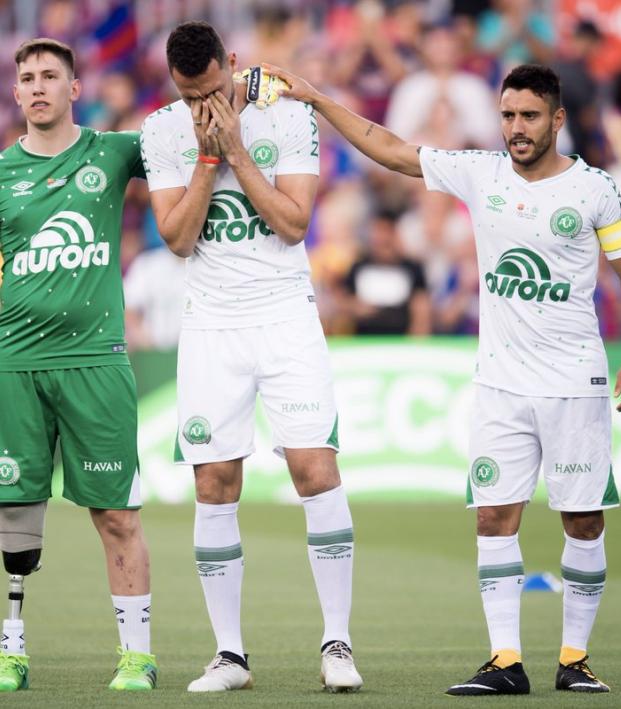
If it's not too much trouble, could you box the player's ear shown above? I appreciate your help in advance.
[552,106,565,134]
[70,78,82,103]
[12,84,21,107]
[227,53,237,72]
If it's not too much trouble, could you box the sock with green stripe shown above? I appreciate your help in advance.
[302,485,353,648]
[561,531,606,656]
[194,501,244,658]
[477,534,524,662]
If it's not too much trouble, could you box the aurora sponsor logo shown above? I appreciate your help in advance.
[12,211,109,276]
[202,190,274,242]
[484,248,570,303]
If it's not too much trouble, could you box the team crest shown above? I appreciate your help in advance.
[75,165,107,194]
[471,457,500,487]
[249,139,278,168]
[183,416,211,445]
[550,207,582,238]
[0,457,20,486]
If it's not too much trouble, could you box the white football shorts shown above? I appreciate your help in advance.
[175,316,339,464]
[467,385,619,511]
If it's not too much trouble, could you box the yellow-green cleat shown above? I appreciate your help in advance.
[0,652,29,691]
[108,648,157,691]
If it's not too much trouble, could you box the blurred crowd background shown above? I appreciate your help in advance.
[2,0,621,348]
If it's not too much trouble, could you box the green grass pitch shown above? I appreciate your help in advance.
[7,501,620,707]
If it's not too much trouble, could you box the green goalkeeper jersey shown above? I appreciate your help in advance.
[0,128,144,371]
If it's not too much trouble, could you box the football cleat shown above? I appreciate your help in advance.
[446,656,530,695]
[108,648,157,690]
[187,652,253,692]
[0,652,28,691]
[556,655,610,693]
[320,641,363,693]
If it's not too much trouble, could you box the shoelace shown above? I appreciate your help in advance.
[115,648,147,673]
[565,655,597,681]
[0,655,26,676]
[324,642,353,663]
[207,655,238,671]
[475,655,503,675]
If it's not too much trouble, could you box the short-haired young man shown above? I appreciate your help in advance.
[266,61,620,695]
[141,22,362,694]
[0,38,157,692]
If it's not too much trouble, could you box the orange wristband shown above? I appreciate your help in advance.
[198,154,221,165]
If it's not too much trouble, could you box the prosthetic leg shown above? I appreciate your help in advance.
[3,548,41,655]
[0,503,45,691]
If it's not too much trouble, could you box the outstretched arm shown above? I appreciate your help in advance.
[263,63,423,178]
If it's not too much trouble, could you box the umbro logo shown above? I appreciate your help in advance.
[11,180,34,196]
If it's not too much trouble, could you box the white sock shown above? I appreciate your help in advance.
[301,485,353,648]
[194,501,244,658]
[111,593,151,653]
[477,534,524,657]
[1,619,25,655]
[561,532,606,652]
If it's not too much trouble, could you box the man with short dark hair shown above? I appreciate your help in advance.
[141,21,362,694]
[266,60,620,695]
[0,38,157,692]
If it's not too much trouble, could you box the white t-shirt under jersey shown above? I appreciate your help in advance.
[140,97,320,329]
[420,147,621,397]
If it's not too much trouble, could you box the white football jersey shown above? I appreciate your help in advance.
[420,147,621,397]
[140,97,320,328]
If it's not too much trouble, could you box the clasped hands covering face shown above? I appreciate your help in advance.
[191,97,223,158]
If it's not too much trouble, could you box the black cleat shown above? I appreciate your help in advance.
[446,656,530,696]
[556,656,610,693]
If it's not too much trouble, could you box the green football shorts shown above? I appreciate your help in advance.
[0,365,141,509]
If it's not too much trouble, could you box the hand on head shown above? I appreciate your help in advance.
[261,63,318,105]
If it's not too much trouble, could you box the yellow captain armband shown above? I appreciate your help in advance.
[233,66,290,109]
[596,219,621,254]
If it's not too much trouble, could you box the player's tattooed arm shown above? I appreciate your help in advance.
[263,63,424,178]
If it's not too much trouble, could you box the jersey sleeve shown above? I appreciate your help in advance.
[275,99,320,176]
[419,147,477,203]
[103,131,145,179]
[140,115,186,191]
[594,173,621,261]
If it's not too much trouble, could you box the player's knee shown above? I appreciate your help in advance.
[194,461,242,503]
[477,505,521,536]
[288,454,340,497]
[562,511,604,540]
[3,548,41,576]
[93,509,142,540]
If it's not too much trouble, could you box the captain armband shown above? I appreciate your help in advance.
[233,66,290,109]
[597,219,621,259]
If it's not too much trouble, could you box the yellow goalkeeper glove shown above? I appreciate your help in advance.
[233,66,290,109]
